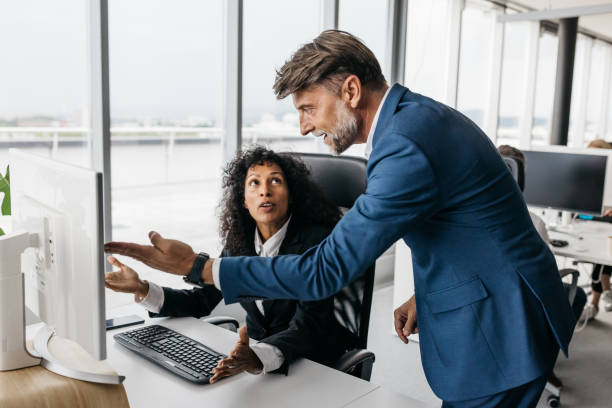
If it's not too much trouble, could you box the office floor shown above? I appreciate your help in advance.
[368,285,612,407]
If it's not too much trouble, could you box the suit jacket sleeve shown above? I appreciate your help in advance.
[148,285,223,319]
[219,134,440,303]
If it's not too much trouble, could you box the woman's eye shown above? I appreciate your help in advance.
[272,178,282,184]
[249,180,258,186]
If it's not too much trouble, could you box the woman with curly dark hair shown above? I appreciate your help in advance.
[105,146,355,383]
[219,146,341,255]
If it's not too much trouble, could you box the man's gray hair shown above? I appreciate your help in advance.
[273,30,387,99]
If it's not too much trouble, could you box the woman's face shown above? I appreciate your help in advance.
[244,161,290,229]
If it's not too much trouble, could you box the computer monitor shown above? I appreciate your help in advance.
[522,149,608,215]
[9,148,106,360]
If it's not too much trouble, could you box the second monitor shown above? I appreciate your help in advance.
[522,150,608,215]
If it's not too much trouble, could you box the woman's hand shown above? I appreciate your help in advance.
[105,255,149,299]
[210,326,263,383]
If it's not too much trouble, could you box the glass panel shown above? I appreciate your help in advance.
[585,40,607,142]
[242,0,320,154]
[108,0,224,306]
[404,0,452,103]
[456,1,497,131]
[531,30,558,146]
[497,20,531,147]
[0,1,89,170]
[338,0,387,69]
[339,0,388,158]
[568,34,590,147]
[607,66,612,141]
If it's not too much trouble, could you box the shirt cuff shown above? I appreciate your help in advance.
[212,258,222,291]
[137,281,164,313]
[250,342,285,373]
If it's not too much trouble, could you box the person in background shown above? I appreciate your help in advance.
[498,144,587,390]
[581,139,612,321]
[105,146,355,383]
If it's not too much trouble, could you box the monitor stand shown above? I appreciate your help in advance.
[32,325,124,384]
[0,231,123,384]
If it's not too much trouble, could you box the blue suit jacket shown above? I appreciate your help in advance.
[219,84,576,401]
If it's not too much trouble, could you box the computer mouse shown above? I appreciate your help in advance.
[550,239,569,248]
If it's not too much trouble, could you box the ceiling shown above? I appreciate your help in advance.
[505,0,612,41]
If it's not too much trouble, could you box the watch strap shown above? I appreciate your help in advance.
[183,252,210,287]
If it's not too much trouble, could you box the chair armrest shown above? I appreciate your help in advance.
[332,349,376,381]
[559,268,580,305]
[202,316,239,332]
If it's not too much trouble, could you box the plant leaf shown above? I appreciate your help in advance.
[0,165,9,216]
[0,227,4,236]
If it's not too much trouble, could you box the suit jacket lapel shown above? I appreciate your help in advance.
[372,83,409,153]
[241,300,265,322]
[278,218,303,255]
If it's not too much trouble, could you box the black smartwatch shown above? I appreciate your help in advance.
[183,252,210,287]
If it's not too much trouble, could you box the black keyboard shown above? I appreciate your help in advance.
[114,324,226,384]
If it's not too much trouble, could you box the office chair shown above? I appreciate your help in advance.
[294,152,376,382]
[502,156,525,191]
[503,155,581,408]
[205,152,376,381]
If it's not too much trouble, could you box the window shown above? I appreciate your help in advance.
[585,40,608,142]
[108,0,224,307]
[567,34,591,147]
[0,0,89,169]
[497,20,532,147]
[456,0,500,134]
[338,0,387,68]
[531,29,558,146]
[339,0,388,157]
[607,70,612,141]
[242,0,321,154]
[404,0,454,104]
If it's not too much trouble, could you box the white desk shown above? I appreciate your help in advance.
[344,387,434,407]
[548,221,612,266]
[106,316,379,408]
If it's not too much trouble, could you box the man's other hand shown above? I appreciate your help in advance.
[210,326,263,383]
[394,294,418,344]
[104,231,197,276]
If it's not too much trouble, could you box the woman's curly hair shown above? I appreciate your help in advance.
[219,146,342,255]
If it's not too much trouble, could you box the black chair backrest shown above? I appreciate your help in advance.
[502,156,525,192]
[287,152,375,350]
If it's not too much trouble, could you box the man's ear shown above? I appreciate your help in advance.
[341,75,362,109]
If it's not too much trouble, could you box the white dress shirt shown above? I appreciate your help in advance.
[138,216,292,373]
[364,86,391,159]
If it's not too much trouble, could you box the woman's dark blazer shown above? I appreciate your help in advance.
[148,218,356,374]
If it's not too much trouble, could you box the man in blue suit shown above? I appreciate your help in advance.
[106,30,576,406]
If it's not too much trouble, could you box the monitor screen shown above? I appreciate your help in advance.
[522,150,607,215]
[9,149,106,360]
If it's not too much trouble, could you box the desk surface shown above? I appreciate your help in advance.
[549,220,612,266]
[344,386,433,407]
[106,316,379,408]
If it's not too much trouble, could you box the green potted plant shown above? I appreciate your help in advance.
[0,165,10,236]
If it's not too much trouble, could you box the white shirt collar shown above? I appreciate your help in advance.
[254,214,292,257]
[364,86,392,159]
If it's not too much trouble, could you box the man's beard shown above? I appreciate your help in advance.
[326,101,360,155]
